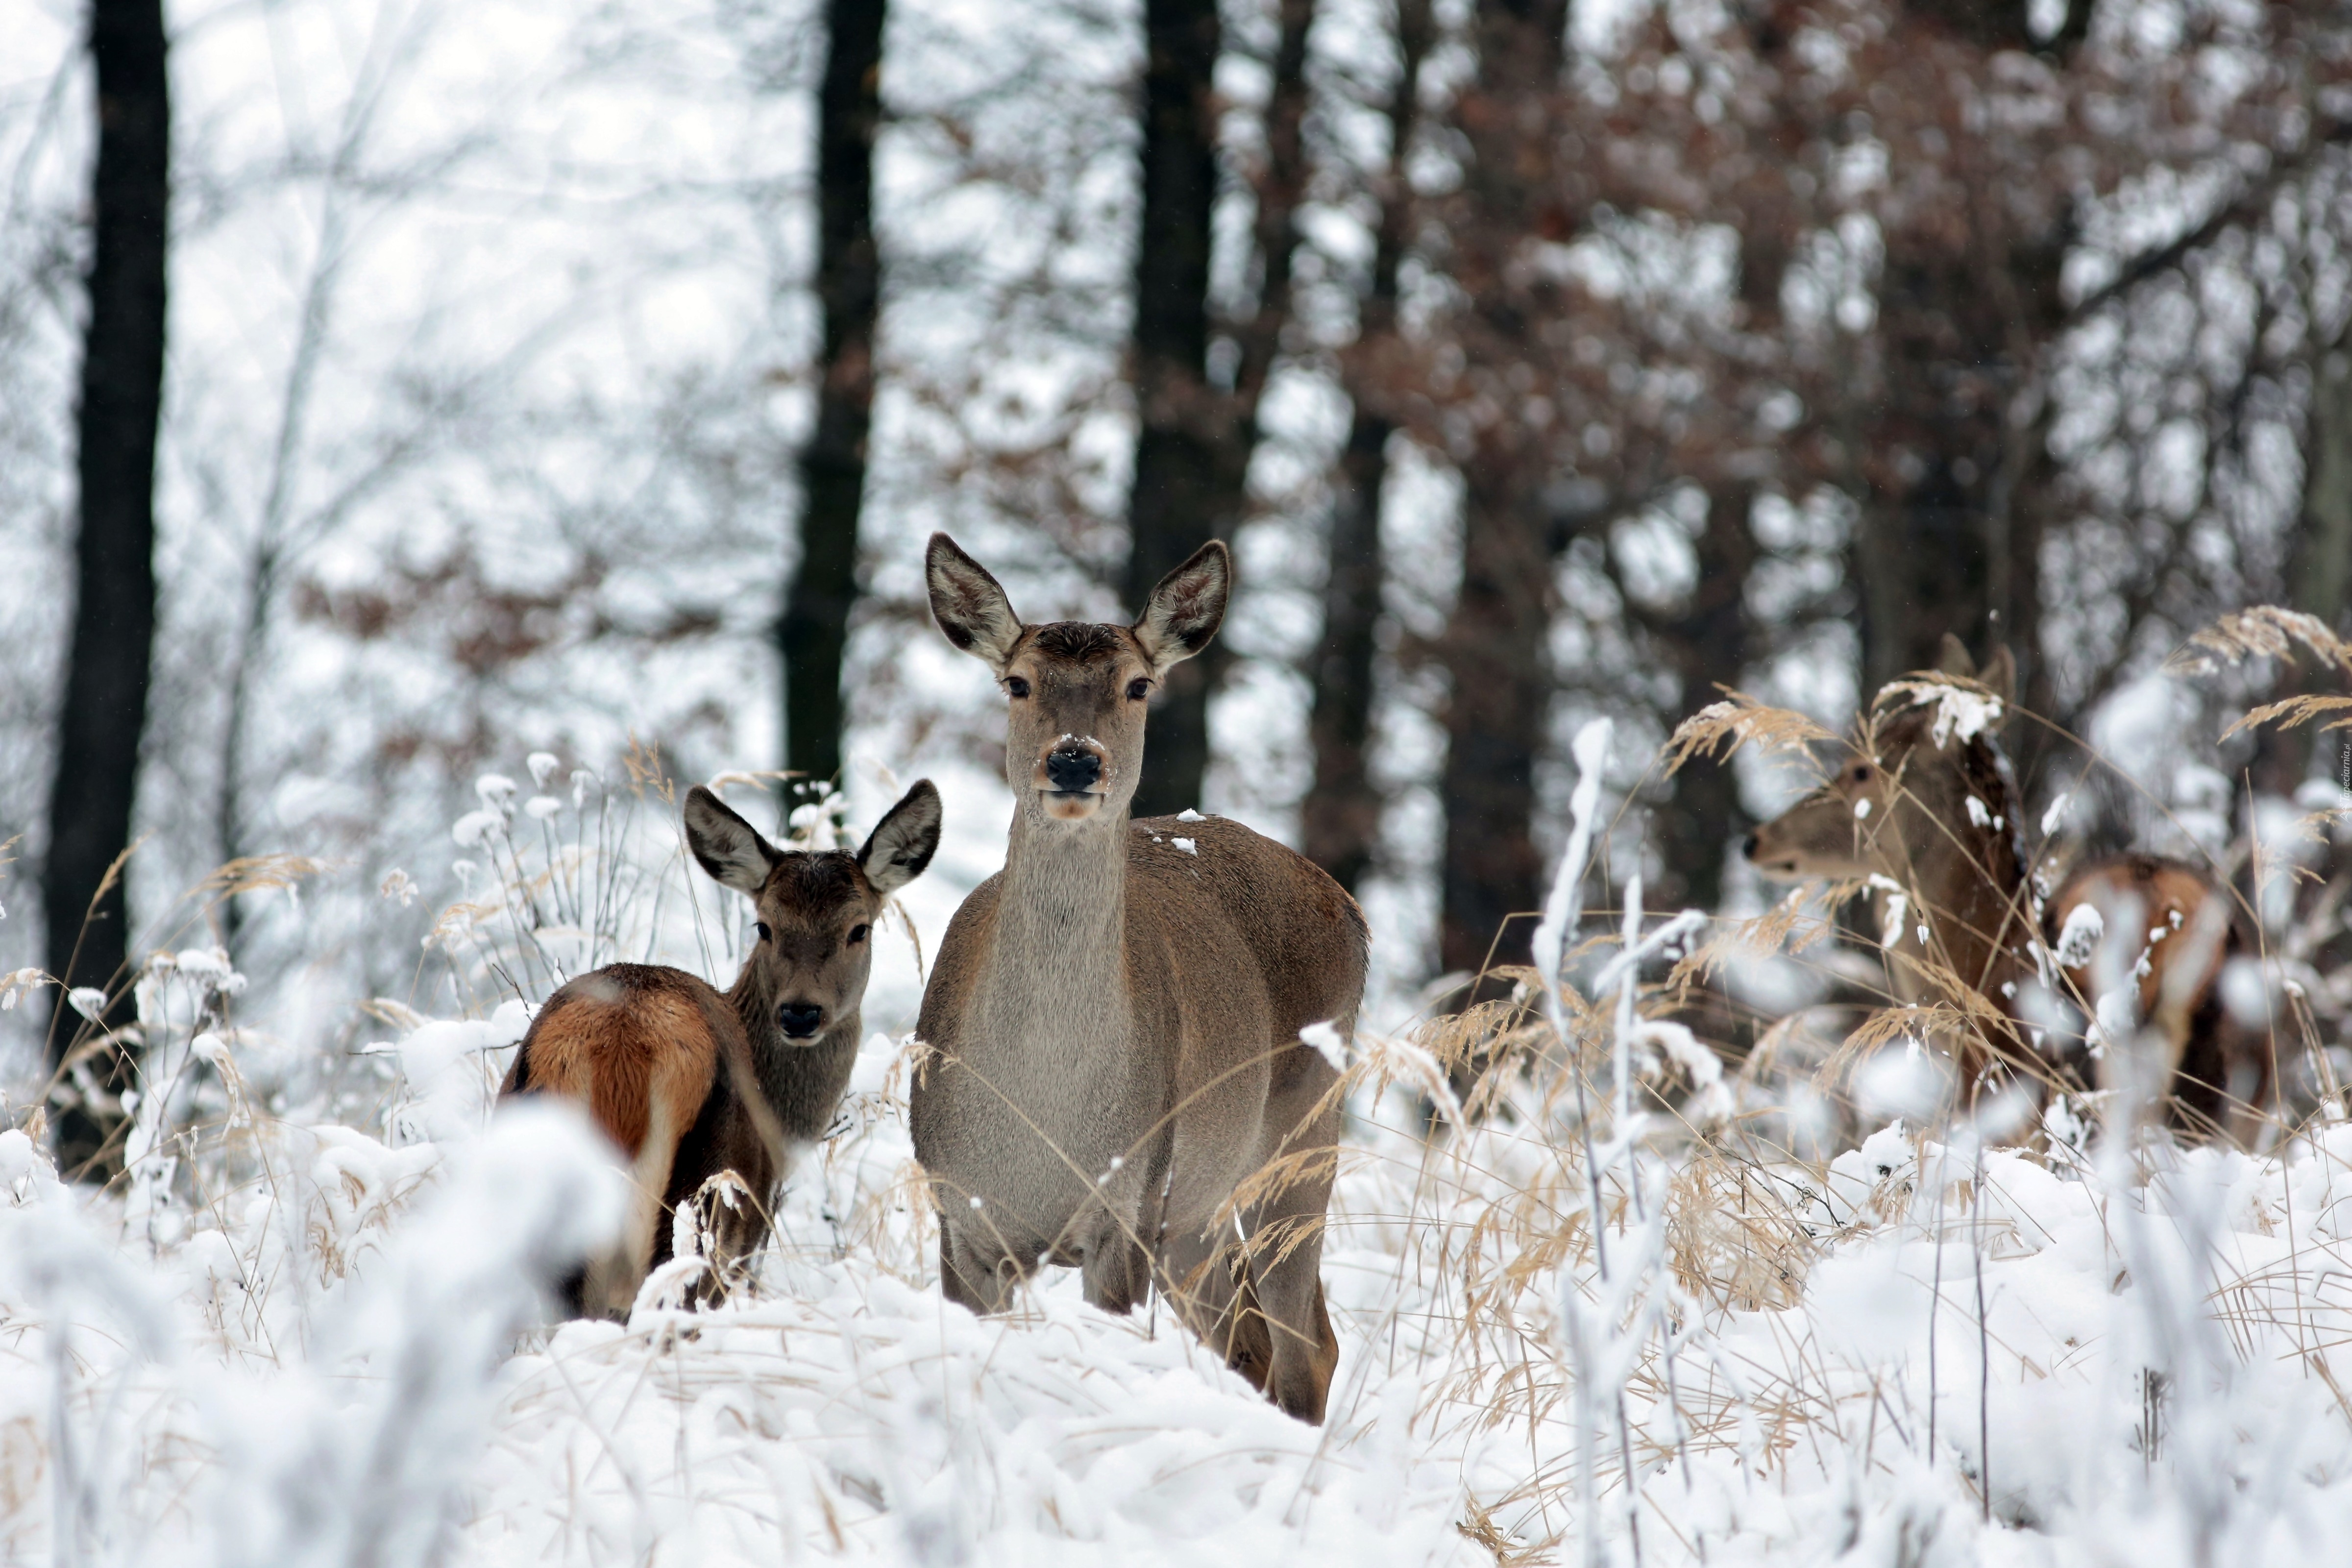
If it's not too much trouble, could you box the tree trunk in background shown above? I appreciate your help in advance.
[2257,334,2352,793]
[1648,483,1755,912]
[1848,4,2073,717]
[1124,0,1226,819]
[1434,0,1566,1004]
[1437,468,1552,989]
[782,0,887,794]
[1305,409,1390,894]
[45,0,170,1178]
[1304,0,1432,896]
[2298,343,2352,636]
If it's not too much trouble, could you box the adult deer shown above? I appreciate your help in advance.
[1744,638,2034,1110]
[500,780,941,1316]
[1744,638,2265,1140]
[912,533,1366,1425]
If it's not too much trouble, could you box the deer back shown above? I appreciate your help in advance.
[502,963,736,1315]
[2046,854,2267,1139]
[1125,814,1369,1044]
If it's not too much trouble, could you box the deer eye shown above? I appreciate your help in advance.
[1005,676,1031,698]
[1849,763,1871,784]
[1126,677,1151,701]
[847,923,871,945]
[755,922,772,942]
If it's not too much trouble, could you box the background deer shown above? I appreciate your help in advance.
[500,779,940,1316]
[2044,854,2268,1145]
[911,533,1367,1425]
[1744,638,2266,1140]
[1744,638,2037,1109]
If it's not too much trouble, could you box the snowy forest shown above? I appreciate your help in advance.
[3,0,2352,1560]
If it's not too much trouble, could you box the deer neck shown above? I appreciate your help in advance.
[1884,747,2032,1009]
[982,804,1133,1038]
[724,959,854,1109]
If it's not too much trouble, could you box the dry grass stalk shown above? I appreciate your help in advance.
[1666,884,1849,991]
[2221,692,2352,739]
[2168,606,2352,675]
[1662,690,1839,775]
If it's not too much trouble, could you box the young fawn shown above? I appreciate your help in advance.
[2043,854,2268,1145]
[911,533,1367,1424]
[1745,637,2266,1140]
[500,780,941,1316]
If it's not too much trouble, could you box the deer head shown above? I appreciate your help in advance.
[682,780,942,1040]
[924,532,1230,825]
[1746,637,2017,886]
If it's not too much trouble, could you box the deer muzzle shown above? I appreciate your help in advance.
[1038,739,1107,819]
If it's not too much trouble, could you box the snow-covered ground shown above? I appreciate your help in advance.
[8,1003,2352,1566]
[5,735,2352,1568]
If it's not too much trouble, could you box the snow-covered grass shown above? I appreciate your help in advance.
[7,727,2352,1567]
[10,995,2352,1566]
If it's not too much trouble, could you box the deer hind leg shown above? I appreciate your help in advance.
[1236,1152,1339,1422]
[1238,1195,1335,1423]
[582,1096,684,1318]
[1156,1048,1342,1423]
[1156,1212,1266,1388]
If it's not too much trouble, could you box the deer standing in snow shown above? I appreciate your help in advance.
[500,781,941,1316]
[1744,637,2266,1140]
[911,533,1366,1425]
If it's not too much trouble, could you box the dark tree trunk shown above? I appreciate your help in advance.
[1649,483,1755,912]
[1304,411,1390,894]
[44,0,170,1178]
[782,0,887,792]
[2252,331,2352,794]
[1432,0,1566,1002]
[2296,337,2352,636]
[1303,0,1433,896]
[1124,0,1225,818]
[1436,469,1553,990]
[1852,222,2065,730]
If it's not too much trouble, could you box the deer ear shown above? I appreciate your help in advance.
[927,534,1023,673]
[684,785,781,895]
[857,779,942,897]
[1981,645,2016,712]
[1936,633,1976,679]
[1132,540,1231,674]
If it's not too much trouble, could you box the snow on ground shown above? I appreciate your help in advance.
[6,913,2352,1567]
[8,1009,2352,1566]
[5,751,2352,1566]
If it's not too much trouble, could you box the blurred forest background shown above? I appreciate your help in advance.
[2,0,2349,1137]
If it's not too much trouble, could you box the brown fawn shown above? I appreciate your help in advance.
[1744,637,2265,1140]
[500,780,941,1316]
[911,533,1367,1424]
[2042,854,2267,1144]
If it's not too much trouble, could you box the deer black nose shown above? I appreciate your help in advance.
[1741,832,1760,860]
[1046,747,1101,794]
[778,1002,824,1039]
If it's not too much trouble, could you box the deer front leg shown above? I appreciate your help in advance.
[688,1170,776,1308]
[937,1211,1028,1314]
